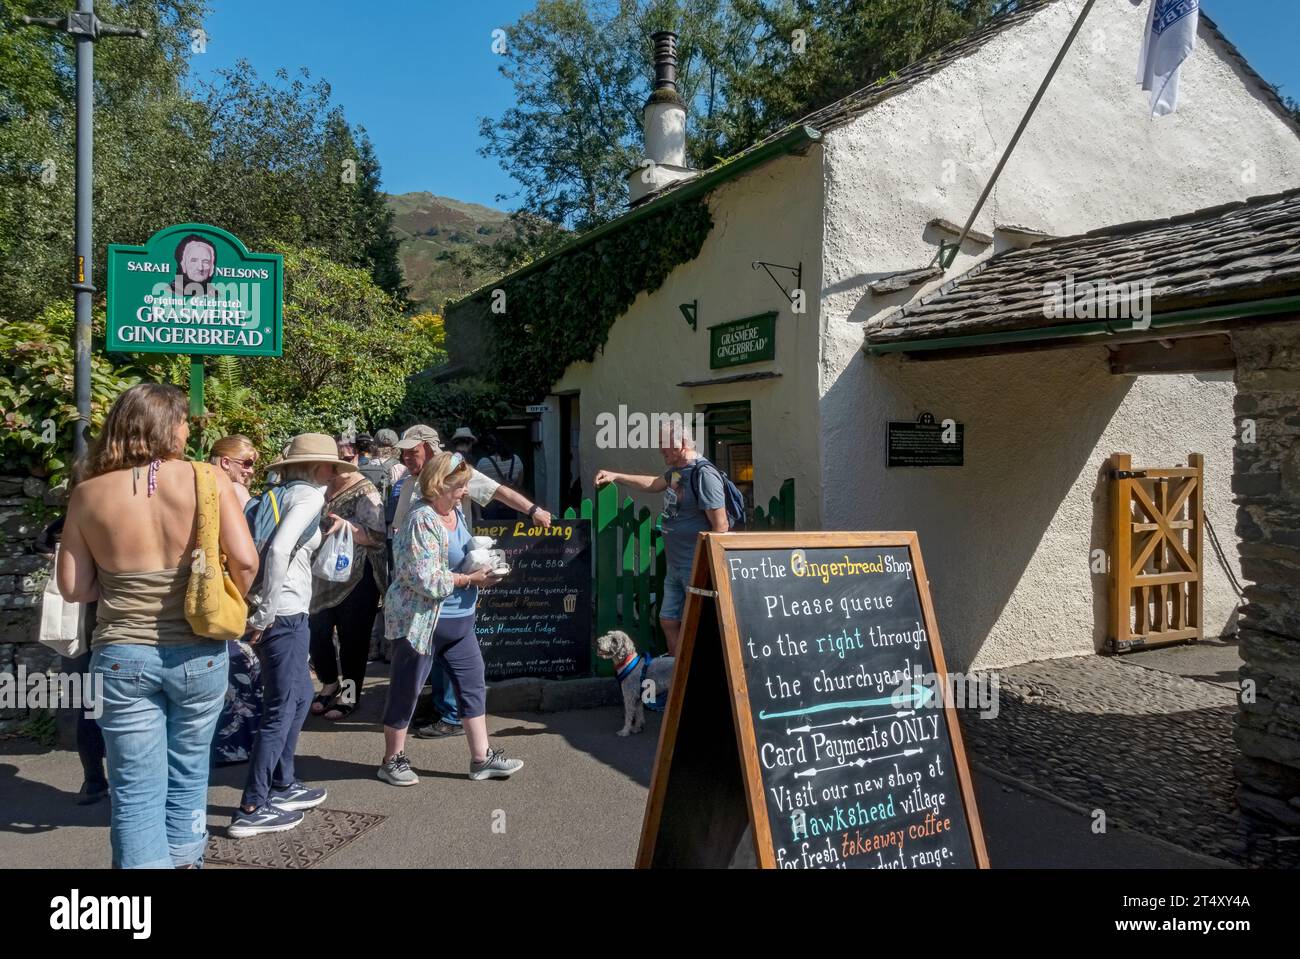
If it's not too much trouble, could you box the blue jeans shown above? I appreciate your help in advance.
[428,656,460,725]
[241,614,313,809]
[91,641,228,869]
[660,565,690,621]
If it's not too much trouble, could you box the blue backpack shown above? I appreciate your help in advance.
[244,481,318,592]
[385,475,405,530]
[690,459,746,530]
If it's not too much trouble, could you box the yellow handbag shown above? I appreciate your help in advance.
[185,461,248,641]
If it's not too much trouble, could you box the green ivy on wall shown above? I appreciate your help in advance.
[450,198,714,406]
[396,375,514,442]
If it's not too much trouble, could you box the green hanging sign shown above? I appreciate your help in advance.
[709,311,776,369]
[105,223,283,357]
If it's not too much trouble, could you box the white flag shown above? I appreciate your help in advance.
[1134,0,1200,116]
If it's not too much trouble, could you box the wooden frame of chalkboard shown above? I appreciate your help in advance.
[636,531,989,869]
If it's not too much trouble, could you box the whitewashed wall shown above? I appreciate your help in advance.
[543,147,826,523]
[819,0,1300,668]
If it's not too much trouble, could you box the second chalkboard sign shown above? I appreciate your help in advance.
[472,519,592,680]
[637,531,987,869]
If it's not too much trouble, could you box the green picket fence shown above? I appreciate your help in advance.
[563,477,796,674]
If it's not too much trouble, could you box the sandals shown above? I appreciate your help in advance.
[323,701,355,721]
[310,688,338,716]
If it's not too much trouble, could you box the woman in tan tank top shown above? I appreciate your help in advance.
[57,384,257,869]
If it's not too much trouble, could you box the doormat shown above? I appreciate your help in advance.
[205,808,386,869]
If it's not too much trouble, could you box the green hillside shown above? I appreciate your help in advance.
[387,192,511,313]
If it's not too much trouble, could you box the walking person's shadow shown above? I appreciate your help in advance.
[0,761,108,834]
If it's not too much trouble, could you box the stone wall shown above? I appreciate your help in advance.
[0,473,65,726]
[1232,322,1300,829]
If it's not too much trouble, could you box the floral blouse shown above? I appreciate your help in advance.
[384,501,457,655]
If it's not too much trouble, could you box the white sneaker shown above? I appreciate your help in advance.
[229,804,304,838]
[378,751,419,786]
[469,746,523,780]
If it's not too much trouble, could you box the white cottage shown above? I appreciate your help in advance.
[446,0,1300,671]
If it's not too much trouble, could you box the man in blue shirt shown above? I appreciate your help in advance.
[595,421,729,656]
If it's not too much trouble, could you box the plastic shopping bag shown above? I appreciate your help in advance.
[312,522,354,583]
[38,548,85,657]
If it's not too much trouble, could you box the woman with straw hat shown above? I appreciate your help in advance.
[229,433,355,839]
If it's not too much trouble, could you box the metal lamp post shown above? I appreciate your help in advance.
[20,2,147,464]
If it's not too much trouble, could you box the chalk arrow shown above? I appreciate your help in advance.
[865,748,924,764]
[786,710,915,735]
[793,758,869,779]
[761,684,934,721]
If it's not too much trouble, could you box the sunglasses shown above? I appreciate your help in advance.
[226,457,256,469]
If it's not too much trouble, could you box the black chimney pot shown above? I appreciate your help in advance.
[652,30,678,92]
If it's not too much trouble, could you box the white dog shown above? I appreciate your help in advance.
[594,630,675,736]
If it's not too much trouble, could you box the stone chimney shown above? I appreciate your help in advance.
[628,31,697,205]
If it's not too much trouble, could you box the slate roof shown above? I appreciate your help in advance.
[864,188,1300,350]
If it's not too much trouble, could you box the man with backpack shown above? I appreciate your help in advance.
[358,435,400,509]
[231,433,350,838]
[594,419,741,657]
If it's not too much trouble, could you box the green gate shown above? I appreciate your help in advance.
[563,477,796,673]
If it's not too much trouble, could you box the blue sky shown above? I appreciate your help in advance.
[186,1,1299,211]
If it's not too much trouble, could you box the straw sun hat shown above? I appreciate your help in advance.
[265,432,359,473]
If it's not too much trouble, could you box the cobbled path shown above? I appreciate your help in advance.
[958,655,1299,868]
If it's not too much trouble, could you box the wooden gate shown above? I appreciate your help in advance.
[1108,452,1203,652]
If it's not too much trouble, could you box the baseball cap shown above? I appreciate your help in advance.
[395,425,441,450]
[375,428,399,447]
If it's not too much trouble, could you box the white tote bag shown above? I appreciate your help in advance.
[38,547,85,658]
[312,523,354,583]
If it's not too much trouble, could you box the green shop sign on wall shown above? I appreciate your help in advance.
[106,223,283,357]
[709,311,776,369]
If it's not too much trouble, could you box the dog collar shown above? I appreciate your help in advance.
[616,652,642,682]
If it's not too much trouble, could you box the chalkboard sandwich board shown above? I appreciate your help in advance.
[472,519,592,681]
[636,532,988,869]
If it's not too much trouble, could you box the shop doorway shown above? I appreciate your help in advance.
[559,393,583,514]
[482,419,534,498]
[700,401,754,523]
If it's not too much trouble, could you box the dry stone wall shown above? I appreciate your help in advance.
[1232,322,1300,829]
[0,473,65,726]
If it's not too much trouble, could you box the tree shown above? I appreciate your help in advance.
[479,0,645,233]
[0,2,432,474]
[475,0,761,270]
[195,64,408,301]
[0,5,409,323]
[0,303,143,482]
[443,209,571,286]
[240,245,440,446]
[0,0,210,313]
[354,135,410,306]
[476,0,1018,245]
[396,376,514,444]
[724,0,1015,152]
